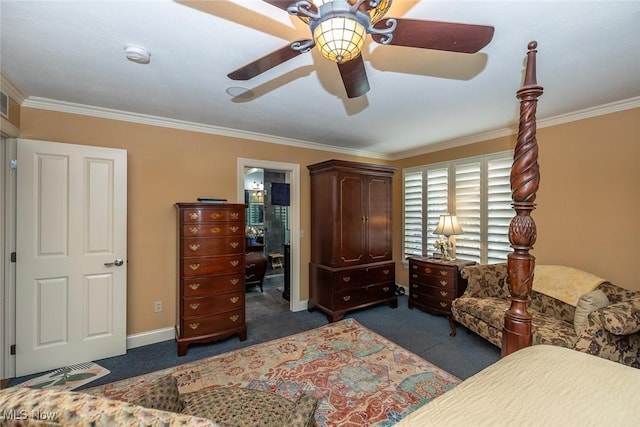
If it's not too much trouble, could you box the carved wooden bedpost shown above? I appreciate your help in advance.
[502,41,544,357]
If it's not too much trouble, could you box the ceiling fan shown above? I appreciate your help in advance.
[227,0,494,98]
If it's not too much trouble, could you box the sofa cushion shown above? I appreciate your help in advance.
[129,374,184,413]
[453,296,576,349]
[598,298,640,335]
[574,290,610,335]
[452,297,509,332]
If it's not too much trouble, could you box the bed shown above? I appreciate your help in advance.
[396,344,640,426]
[397,41,640,425]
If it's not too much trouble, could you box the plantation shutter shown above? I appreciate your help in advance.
[486,155,515,263]
[401,150,513,263]
[455,161,481,263]
[403,171,423,257]
[425,167,449,256]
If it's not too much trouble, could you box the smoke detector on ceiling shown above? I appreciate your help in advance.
[124,46,150,64]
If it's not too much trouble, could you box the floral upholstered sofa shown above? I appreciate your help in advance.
[452,263,640,367]
[0,375,318,426]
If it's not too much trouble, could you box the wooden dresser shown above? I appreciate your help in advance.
[408,257,475,336]
[308,160,397,322]
[245,243,267,292]
[175,203,247,356]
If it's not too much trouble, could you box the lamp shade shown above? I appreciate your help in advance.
[434,215,464,237]
[313,16,366,63]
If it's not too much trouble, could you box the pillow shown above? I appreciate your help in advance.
[599,298,640,335]
[574,289,609,335]
[129,374,183,413]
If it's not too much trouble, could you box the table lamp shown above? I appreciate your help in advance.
[434,214,464,260]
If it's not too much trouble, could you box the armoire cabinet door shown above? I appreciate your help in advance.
[337,172,366,265]
[365,175,392,262]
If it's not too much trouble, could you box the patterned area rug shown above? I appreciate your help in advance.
[86,319,460,426]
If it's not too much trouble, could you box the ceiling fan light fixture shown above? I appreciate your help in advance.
[313,16,366,63]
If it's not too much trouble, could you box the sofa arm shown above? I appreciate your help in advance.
[596,298,640,335]
[460,263,509,299]
[574,302,640,368]
[284,394,319,427]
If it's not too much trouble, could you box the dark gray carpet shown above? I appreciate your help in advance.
[7,291,500,390]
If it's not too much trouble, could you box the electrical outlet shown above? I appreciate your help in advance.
[154,300,163,313]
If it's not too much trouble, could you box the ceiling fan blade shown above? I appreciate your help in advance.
[262,0,294,11]
[262,0,318,14]
[228,40,313,80]
[373,18,495,53]
[337,55,370,98]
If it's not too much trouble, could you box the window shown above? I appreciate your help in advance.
[402,151,514,264]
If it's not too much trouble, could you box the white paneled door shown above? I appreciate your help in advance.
[16,139,127,376]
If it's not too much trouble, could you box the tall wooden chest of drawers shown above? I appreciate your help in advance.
[175,203,247,356]
[408,257,475,336]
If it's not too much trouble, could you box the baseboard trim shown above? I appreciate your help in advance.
[125,303,310,350]
[126,327,175,350]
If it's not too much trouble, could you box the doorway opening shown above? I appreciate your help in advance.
[237,158,303,314]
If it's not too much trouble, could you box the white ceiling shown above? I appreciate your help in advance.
[1,1,639,159]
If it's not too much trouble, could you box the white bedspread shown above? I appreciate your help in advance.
[396,345,640,426]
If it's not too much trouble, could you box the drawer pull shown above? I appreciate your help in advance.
[189,212,199,220]
[440,280,448,286]
[230,242,239,248]
[383,286,390,292]
[230,278,239,285]
[383,269,390,275]
[189,227,199,234]
[342,276,351,282]
[189,264,200,271]
[189,323,200,330]
[440,270,448,276]
[230,260,239,267]
[189,303,200,310]
[210,227,222,234]
[440,291,449,297]
[230,297,239,304]
[412,294,418,298]
[230,315,239,322]
[210,213,222,220]
[412,274,418,279]
[230,213,240,220]
[425,267,432,273]
[230,226,239,233]
[189,283,200,290]
[440,302,448,308]
[189,244,200,251]
[412,284,418,288]
[343,295,351,301]
[412,264,418,270]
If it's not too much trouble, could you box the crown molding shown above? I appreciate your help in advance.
[0,73,26,105]
[389,96,640,160]
[21,97,389,160]
[20,94,639,162]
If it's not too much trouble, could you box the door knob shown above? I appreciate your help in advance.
[104,259,125,267]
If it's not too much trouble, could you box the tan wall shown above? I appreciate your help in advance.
[18,105,640,337]
[18,107,391,335]
[392,108,640,292]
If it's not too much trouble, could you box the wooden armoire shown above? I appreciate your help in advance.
[307,160,397,322]
[175,203,247,356]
